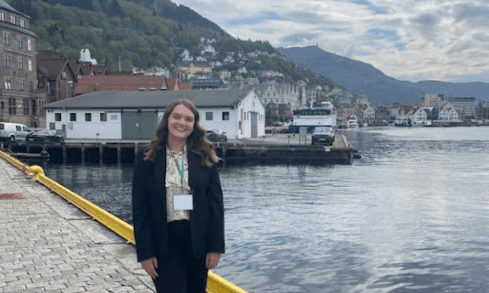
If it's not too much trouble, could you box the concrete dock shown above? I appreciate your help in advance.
[0,158,154,292]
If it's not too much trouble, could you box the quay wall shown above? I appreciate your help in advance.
[2,134,354,165]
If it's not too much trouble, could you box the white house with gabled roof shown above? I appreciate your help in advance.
[43,89,265,140]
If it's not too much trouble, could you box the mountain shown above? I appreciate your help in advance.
[8,0,339,88]
[277,46,489,104]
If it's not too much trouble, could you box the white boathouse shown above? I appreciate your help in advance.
[43,89,265,140]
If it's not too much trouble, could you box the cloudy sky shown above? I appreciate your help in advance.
[172,0,489,83]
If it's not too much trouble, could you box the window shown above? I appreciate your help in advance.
[0,12,4,21]
[110,114,118,120]
[8,98,16,115]
[18,57,23,69]
[28,59,32,71]
[31,100,37,116]
[3,54,10,67]
[55,113,61,121]
[10,15,15,25]
[70,113,76,121]
[18,79,24,91]
[222,111,230,120]
[20,19,25,28]
[100,113,107,122]
[23,99,29,115]
[3,32,9,45]
[85,113,92,122]
[205,112,213,121]
[27,39,31,51]
[4,77,11,89]
[17,35,22,49]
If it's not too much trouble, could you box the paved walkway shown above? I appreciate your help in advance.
[0,158,154,292]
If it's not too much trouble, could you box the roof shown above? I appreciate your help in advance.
[45,88,254,110]
[74,75,168,95]
[37,59,70,79]
[0,0,29,18]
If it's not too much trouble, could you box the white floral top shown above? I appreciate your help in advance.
[165,146,190,222]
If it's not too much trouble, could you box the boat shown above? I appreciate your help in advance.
[288,102,337,133]
[348,117,359,128]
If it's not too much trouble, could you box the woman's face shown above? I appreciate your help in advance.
[167,104,195,143]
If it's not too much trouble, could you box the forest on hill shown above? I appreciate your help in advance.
[7,0,340,88]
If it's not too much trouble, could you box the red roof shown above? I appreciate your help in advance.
[74,75,169,95]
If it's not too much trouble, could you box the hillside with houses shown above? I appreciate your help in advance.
[1,0,489,133]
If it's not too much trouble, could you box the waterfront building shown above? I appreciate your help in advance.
[439,103,460,121]
[44,88,265,140]
[0,0,43,127]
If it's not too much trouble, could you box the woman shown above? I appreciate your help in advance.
[132,99,225,292]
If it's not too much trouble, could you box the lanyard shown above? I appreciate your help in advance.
[174,157,185,187]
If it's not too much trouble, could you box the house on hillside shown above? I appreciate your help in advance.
[44,89,265,140]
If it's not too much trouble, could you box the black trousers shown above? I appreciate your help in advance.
[153,220,208,293]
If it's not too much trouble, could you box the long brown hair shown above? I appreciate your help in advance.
[144,99,219,166]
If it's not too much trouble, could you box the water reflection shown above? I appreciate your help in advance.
[44,127,489,292]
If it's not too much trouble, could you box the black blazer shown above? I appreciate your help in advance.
[132,147,225,262]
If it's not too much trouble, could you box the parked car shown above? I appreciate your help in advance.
[26,130,64,144]
[311,126,334,146]
[0,122,31,142]
[206,130,227,142]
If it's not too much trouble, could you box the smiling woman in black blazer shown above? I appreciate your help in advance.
[132,99,225,293]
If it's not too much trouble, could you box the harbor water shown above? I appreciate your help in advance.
[43,127,489,292]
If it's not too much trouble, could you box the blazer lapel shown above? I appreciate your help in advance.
[187,151,199,190]
[153,147,167,205]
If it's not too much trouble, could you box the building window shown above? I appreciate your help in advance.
[70,113,76,121]
[205,112,213,121]
[0,12,4,21]
[17,35,22,49]
[27,39,31,51]
[48,80,55,96]
[18,57,23,69]
[10,15,15,25]
[3,54,10,67]
[31,100,37,116]
[28,59,32,71]
[4,76,11,89]
[222,111,230,120]
[55,113,61,121]
[2,32,9,45]
[23,99,29,115]
[85,113,92,122]
[18,79,24,91]
[100,113,107,122]
[8,98,16,115]
[20,19,25,28]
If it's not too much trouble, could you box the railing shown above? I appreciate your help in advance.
[0,149,247,293]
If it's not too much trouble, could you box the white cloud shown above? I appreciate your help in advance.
[172,0,489,82]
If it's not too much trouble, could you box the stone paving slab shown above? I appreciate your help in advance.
[0,158,154,292]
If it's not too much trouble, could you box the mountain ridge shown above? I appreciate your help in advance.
[277,46,489,104]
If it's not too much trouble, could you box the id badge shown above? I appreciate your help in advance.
[174,194,193,210]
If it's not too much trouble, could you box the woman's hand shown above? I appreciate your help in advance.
[141,257,158,279]
[206,252,221,269]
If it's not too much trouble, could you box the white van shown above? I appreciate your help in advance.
[0,122,32,142]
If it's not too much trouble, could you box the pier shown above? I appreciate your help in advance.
[2,133,355,165]
[0,155,155,292]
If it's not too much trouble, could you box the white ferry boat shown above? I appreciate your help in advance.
[288,102,337,133]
